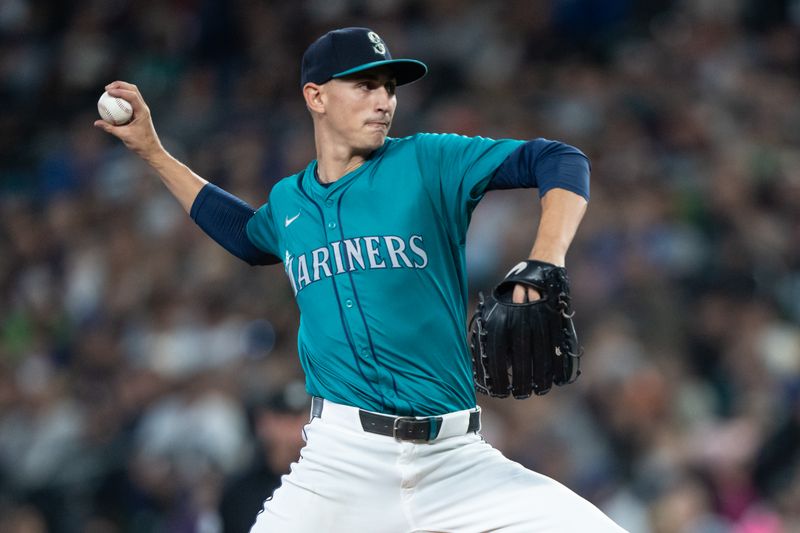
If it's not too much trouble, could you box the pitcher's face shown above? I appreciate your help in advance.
[320,68,398,153]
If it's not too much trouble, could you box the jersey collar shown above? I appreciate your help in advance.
[303,140,393,200]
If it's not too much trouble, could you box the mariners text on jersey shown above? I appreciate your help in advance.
[284,234,428,294]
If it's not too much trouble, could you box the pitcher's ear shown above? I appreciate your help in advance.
[303,83,325,114]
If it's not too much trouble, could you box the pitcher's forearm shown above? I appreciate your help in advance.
[145,147,208,213]
[94,81,208,214]
[528,188,587,267]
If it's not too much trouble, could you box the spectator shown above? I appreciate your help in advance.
[1,1,799,530]
[218,381,310,533]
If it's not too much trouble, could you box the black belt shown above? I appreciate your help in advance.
[311,397,480,442]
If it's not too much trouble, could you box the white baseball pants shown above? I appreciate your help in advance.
[250,398,627,533]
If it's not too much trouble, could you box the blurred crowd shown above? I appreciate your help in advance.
[1,0,799,532]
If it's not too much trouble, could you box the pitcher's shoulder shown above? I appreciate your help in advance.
[269,169,308,200]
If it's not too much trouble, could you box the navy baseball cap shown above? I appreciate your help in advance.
[301,27,428,87]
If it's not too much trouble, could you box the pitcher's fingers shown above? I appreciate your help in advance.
[512,284,527,304]
[94,119,122,137]
[105,80,140,94]
[527,287,541,301]
[106,88,144,114]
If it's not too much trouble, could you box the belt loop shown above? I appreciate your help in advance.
[310,396,324,421]
[427,417,442,440]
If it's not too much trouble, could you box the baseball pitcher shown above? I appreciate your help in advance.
[95,27,627,533]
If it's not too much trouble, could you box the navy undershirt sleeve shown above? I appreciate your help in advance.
[487,138,590,200]
[189,183,280,266]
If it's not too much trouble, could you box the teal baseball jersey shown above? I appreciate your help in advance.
[246,133,524,416]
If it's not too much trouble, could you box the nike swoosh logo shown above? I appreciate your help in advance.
[284,212,301,227]
[506,261,527,277]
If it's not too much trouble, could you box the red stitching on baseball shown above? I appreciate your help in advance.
[113,97,131,115]
[99,103,114,123]
[107,97,132,124]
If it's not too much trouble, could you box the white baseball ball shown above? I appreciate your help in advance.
[97,91,133,125]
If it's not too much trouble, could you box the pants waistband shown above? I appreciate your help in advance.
[310,397,481,442]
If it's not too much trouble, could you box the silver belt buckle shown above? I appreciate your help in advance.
[392,416,417,440]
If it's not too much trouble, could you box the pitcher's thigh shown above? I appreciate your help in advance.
[248,469,322,533]
[413,438,627,533]
[251,425,409,533]
[494,469,627,532]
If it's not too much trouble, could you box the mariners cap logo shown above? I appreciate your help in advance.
[300,27,428,87]
[367,31,387,56]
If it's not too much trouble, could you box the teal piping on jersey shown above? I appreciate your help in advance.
[295,154,404,413]
[298,153,413,413]
[332,180,400,404]
[294,168,390,412]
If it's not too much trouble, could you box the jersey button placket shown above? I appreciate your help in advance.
[324,199,338,250]
[323,198,374,375]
